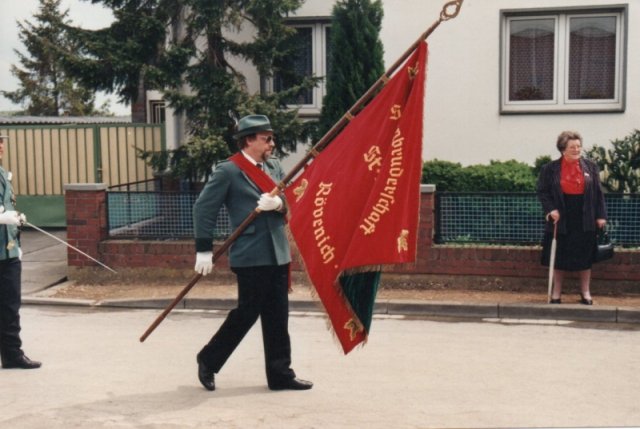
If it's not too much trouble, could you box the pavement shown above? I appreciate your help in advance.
[20,227,69,294]
[4,305,640,428]
[10,228,640,429]
[18,227,640,326]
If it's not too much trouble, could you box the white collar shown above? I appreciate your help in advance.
[241,150,261,166]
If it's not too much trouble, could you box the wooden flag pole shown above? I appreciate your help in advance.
[139,0,464,342]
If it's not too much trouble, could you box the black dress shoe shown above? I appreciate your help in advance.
[549,298,561,304]
[197,357,215,391]
[269,377,313,391]
[2,355,41,369]
[580,294,593,305]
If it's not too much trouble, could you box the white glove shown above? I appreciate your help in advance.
[257,193,282,211]
[18,213,26,226]
[194,251,214,276]
[18,248,23,261]
[0,210,21,226]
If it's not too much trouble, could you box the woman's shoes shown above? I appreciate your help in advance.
[549,295,593,305]
[580,294,593,305]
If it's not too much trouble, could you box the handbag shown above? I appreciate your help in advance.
[595,230,614,263]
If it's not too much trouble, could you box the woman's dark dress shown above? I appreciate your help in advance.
[538,156,606,272]
[541,194,596,271]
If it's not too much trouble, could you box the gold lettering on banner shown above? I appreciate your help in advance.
[364,145,382,173]
[312,182,336,264]
[359,128,405,236]
[344,318,364,341]
[408,62,419,80]
[397,230,409,253]
[293,179,308,202]
[390,104,402,120]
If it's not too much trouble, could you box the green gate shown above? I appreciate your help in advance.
[0,124,165,227]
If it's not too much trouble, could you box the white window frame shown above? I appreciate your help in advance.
[500,7,626,114]
[148,100,166,124]
[266,21,331,117]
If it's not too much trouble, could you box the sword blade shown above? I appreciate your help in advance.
[25,222,118,274]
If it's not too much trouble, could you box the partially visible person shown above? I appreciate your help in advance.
[192,115,312,391]
[537,131,607,305]
[0,134,41,369]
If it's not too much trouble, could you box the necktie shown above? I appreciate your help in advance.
[256,163,263,171]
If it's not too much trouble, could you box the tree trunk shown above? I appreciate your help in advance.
[131,73,147,123]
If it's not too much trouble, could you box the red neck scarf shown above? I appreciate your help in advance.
[229,152,278,193]
[560,157,584,194]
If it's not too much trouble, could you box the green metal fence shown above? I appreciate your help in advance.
[104,190,640,246]
[107,182,231,239]
[435,192,640,246]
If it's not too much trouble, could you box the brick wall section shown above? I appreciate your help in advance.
[65,184,109,269]
[64,184,640,284]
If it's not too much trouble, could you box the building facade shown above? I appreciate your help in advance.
[159,0,638,167]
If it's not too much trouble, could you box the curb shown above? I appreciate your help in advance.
[23,296,640,325]
[383,300,498,319]
[498,303,617,323]
[22,297,97,307]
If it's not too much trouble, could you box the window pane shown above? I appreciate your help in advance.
[274,27,313,104]
[568,16,616,100]
[509,19,555,101]
[325,26,332,78]
[149,101,165,123]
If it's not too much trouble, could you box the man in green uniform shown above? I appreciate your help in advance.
[0,134,41,369]
[192,115,311,391]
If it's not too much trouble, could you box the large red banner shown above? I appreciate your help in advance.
[285,42,428,353]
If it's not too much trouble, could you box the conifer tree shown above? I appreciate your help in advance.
[1,0,97,116]
[63,0,316,176]
[317,0,385,138]
[59,0,175,122]
[159,0,315,156]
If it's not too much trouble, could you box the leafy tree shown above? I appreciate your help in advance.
[465,160,538,192]
[422,159,538,192]
[317,0,385,138]
[586,129,640,193]
[421,159,465,191]
[1,0,98,116]
[60,0,179,121]
[533,155,552,178]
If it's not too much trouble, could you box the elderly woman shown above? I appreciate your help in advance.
[537,131,607,305]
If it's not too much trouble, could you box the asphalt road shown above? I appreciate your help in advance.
[1,306,639,428]
[20,228,67,294]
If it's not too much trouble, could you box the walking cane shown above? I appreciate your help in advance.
[547,222,558,303]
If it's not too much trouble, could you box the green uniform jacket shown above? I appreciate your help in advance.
[0,167,21,261]
[193,158,290,267]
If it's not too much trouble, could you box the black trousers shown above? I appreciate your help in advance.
[198,264,295,385]
[0,258,23,361]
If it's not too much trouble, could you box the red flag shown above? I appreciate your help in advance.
[285,41,428,353]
